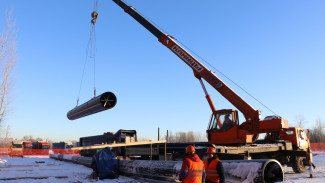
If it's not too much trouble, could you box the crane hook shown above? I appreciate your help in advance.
[91,11,98,24]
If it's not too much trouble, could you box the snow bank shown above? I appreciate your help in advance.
[223,162,262,183]
[0,156,140,183]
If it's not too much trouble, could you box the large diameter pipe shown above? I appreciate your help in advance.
[67,92,117,120]
[222,159,284,183]
[118,159,283,183]
[50,154,92,167]
[119,160,181,182]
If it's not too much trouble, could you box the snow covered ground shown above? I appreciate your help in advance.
[0,156,138,183]
[0,152,325,183]
[281,152,325,183]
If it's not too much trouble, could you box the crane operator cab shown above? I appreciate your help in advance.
[207,109,239,132]
[207,109,257,144]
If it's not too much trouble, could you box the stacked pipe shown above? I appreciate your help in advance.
[50,154,283,182]
[118,159,283,183]
[50,154,92,167]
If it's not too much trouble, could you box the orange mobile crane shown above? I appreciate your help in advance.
[112,0,313,173]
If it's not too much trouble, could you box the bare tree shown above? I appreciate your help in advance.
[4,125,10,140]
[0,10,17,134]
[309,118,325,143]
[23,135,31,141]
[167,131,176,143]
[294,115,306,128]
[36,137,44,142]
[194,131,206,142]
[187,131,195,142]
[166,130,207,142]
[178,132,187,142]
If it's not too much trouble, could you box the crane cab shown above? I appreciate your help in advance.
[207,109,239,131]
[207,109,256,144]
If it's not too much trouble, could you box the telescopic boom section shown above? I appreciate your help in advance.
[112,0,260,121]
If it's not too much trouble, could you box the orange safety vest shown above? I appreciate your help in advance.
[182,158,204,183]
[204,158,220,183]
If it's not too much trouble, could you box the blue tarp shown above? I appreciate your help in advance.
[91,147,118,179]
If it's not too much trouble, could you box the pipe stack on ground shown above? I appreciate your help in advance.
[118,159,283,182]
[50,154,283,182]
[119,160,181,182]
[50,154,92,167]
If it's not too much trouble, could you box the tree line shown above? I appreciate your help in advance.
[308,119,325,143]
[165,131,206,143]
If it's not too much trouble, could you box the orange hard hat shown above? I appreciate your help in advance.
[186,145,195,153]
[207,147,216,154]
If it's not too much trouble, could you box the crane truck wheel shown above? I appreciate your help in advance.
[292,156,306,173]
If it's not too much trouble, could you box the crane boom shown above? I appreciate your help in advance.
[113,0,260,121]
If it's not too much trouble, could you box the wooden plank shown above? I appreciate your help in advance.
[71,140,166,150]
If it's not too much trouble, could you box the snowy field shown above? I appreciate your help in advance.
[0,153,325,183]
[281,152,325,183]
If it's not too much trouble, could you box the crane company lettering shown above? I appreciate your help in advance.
[172,45,203,72]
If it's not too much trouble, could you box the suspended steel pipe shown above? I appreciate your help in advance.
[67,92,117,120]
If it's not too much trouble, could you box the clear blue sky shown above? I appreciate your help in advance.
[1,0,325,142]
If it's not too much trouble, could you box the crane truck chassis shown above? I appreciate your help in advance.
[112,0,313,173]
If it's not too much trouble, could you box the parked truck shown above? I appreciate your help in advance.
[32,141,50,155]
[52,142,73,149]
[22,141,33,156]
[9,141,23,157]
[52,141,78,155]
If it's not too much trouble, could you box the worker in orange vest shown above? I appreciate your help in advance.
[204,147,225,183]
[179,145,206,183]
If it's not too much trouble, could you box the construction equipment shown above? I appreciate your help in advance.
[112,0,312,173]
